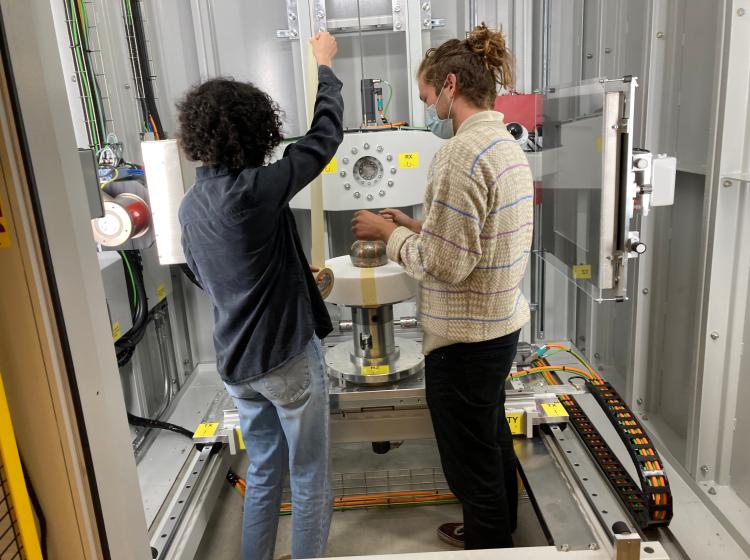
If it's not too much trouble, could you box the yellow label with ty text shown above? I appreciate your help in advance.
[399,152,419,169]
[506,412,525,435]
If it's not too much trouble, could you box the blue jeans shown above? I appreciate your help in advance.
[224,337,332,560]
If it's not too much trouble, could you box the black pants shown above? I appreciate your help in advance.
[425,329,520,550]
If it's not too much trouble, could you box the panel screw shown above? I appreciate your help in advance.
[701,465,710,474]
[363,143,370,150]
[386,154,393,161]
[738,8,746,16]
[317,10,325,19]
[559,545,570,552]
[288,12,297,21]
[387,180,394,187]
[710,331,720,340]
[642,288,649,294]
[423,18,432,27]
[344,183,351,190]
[422,2,431,10]
[586,53,594,59]
[290,29,298,38]
[379,190,386,197]
[605,47,612,54]
[354,192,361,199]
[124,83,131,90]
[393,5,401,13]
[377,145,384,152]
[395,21,403,29]
[589,544,600,551]
[723,179,733,188]
[636,398,644,406]
[366,194,374,201]
[656,31,665,39]
[390,167,397,174]
[339,171,346,178]
[342,157,349,164]
[708,487,717,495]
[351,147,359,155]
[594,353,601,359]
[71,74,77,83]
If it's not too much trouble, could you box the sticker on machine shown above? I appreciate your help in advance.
[323,158,338,174]
[399,152,419,169]
[0,194,11,249]
[573,264,592,279]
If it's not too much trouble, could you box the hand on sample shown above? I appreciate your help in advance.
[352,210,397,242]
[310,32,337,67]
[379,208,421,233]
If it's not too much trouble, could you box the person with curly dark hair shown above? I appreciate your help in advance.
[177,32,342,560]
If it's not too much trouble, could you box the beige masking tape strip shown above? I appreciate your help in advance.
[359,267,377,307]
[306,44,326,269]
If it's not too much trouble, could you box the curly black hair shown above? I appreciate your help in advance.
[176,78,283,170]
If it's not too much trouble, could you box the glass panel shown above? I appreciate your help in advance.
[208,1,307,136]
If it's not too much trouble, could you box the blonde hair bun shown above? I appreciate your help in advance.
[465,23,514,90]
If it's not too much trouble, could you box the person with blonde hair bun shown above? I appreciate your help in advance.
[352,25,533,550]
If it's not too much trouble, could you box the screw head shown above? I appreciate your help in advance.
[738,8,746,16]
[594,353,601,359]
[708,487,717,495]
[604,47,612,54]
[288,12,297,21]
[124,83,131,90]
[637,398,644,406]
[353,192,361,199]
[317,10,325,19]
[339,171,346,178]
[586,53,594,59]
[390,167,397,174]
[656,31,665,39]
[386,154,393,161]
[642,288,649,294]
[366,194,374,201]
[711,331,720,340]
[342,157,349,165]
[376,145,384,152]
[387,180,394,187]
[723,179,733,188]
[379,190,386,197]
[351,147,358,155]
[71,74,77,83]
[290,29,298,38]
[701,465,710,474]
[395,21,402,29]
[422,2,431,10]
[363,143,370,150]
[423,18,432,27]
[344,183,351,190]
[393,5,401,13]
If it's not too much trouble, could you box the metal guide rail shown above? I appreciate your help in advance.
[559,382,672,529]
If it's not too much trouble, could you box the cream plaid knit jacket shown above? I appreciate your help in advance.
[386,111,534,354]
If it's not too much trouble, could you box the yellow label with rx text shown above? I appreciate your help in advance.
[399,152,419,169]
[573,264,592,279]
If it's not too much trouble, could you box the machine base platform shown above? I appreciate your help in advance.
[326,337,424,385]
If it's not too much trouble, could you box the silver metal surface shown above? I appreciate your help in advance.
[547,424,637,541]
[350,305,399,365]
[327,336,424,385]
[515,436,599,550]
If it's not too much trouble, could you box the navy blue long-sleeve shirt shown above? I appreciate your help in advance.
[179,65,344,385]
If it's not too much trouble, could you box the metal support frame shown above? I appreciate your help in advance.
[404,0,427,127]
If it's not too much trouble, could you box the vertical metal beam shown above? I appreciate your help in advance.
[404,0,426,127]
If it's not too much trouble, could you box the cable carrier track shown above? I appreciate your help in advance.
[559,381,673,529]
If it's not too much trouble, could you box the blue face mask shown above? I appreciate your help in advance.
[425,82,455,139]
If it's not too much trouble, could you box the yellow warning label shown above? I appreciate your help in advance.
[573,264,592,279]
[542,402,569,418]
[323,158,338,174]
[157,283,167,301]
[596,136,603,154]
[0,194,11,249]
[236,427,245,450]
[112,322,122,342]
[399,152,419,169]
[361,365,390,376]
[193,422,219,438]
[506,412,525,436]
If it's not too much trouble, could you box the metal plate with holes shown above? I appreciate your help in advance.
[151,446,215,559]
[546,425,637,540]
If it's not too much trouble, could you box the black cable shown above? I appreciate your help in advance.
[126,412,193,439]
[20,458,46,559]
[116,250,149,366]
[126,0,165,137]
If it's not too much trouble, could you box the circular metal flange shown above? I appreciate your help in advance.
[326,338,424,386]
